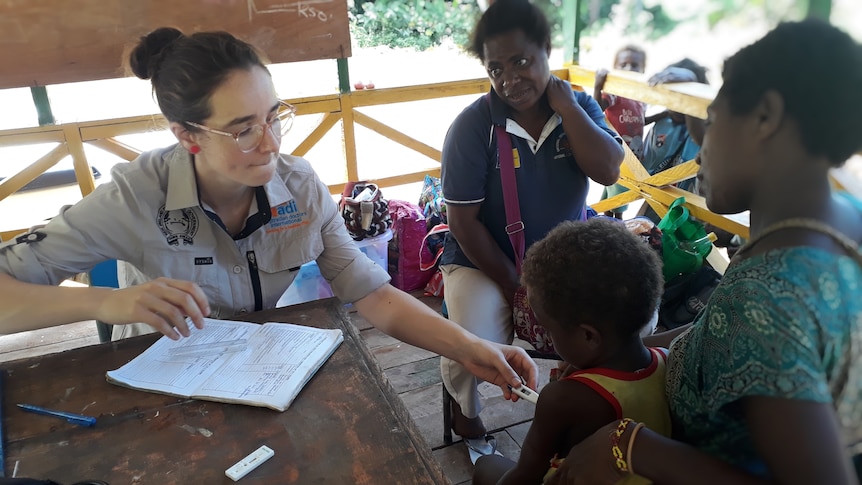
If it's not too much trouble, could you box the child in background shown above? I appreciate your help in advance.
[640,58,709,195]
[594,45,647,218]
[473,218,670,485]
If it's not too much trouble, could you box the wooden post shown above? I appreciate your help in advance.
[30,87,55,126]
[562,0,581,64]
[337,57,351,94]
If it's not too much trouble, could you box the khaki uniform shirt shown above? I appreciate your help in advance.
[0,145,390,339]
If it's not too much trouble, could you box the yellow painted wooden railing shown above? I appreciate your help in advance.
[0,71,526,242]
[3,64,858,269]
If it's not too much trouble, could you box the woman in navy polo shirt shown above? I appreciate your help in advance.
[439,0,624,454]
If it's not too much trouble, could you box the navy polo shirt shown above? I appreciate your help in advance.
[440,89,618,268]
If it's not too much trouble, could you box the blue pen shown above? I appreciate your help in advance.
[16,404,97,427]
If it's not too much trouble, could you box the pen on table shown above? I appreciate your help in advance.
[16,404,97,427]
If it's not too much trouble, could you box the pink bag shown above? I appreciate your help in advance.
[387,200,434,292]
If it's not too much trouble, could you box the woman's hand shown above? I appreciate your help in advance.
[544,421,628,485]
[546,75,580,116]
[95,277,210,339]
[458,337,539,400]
[648,66,697,86]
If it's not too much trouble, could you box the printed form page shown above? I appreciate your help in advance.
[106,318,260,396]
[195,323,344,411]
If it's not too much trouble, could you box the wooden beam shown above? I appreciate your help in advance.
[643,159,698,187]
[0,144,69,201]
[352,111,442,163]
[87,138,141,162]
[79,118,170,141]
[289,96,343,116]
[349,79,490,107]
[63,125,96,197]
[638,184,750,239]
[568,65,715,119]
[291,112,341,157]
[340,96,359,182]
[0,128,65,148]
[325,169,440,196]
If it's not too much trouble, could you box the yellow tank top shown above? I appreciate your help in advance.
[542,348,671,484]
[564,347,671,436]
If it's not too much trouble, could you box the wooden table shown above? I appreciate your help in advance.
[1,298,447,484]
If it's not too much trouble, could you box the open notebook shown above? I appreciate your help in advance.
[107,318,343,411]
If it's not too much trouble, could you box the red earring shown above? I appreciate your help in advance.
[189,145,201,154]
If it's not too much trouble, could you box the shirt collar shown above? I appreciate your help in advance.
[506,115,562,154]
[487,89,562,153]
[164,145,293,212]
[165,146,200,211]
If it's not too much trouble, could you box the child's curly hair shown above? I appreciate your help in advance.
[522,218,664,338]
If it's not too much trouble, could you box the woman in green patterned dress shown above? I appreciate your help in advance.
[546,18,862,485]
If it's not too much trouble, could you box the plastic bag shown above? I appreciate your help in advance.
[423,268,444,298]
[657,197,713,281]
[418,174,447,228]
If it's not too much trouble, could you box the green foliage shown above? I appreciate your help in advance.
[350,0,481,51]
[638,5,679,39]
[704,0,807,27]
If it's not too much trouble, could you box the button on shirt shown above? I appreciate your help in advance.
[0,145,390,339]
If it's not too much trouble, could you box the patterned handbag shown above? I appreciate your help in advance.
[495,125,556,353]
[339,181,392,241]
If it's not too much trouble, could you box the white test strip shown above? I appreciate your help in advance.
[507,384,539,404]
[225,445,275,481]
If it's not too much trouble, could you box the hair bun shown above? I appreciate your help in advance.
[129,27,184,80]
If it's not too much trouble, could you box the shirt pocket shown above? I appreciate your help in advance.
[141,246,221,305]
[255,225,324,275]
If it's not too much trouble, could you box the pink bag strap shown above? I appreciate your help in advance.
[495,124,526,274]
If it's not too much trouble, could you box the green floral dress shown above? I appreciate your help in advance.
[666,247,862,476]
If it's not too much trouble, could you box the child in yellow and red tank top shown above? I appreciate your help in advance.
[473,218,670,485]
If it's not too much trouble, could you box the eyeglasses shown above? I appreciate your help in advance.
[186,101,296,153]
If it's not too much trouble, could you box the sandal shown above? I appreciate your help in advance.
[464,434,503,464]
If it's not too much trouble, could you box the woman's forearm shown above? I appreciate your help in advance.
[559,106,623,185]
[0,273,109,333]
[630,428,768,485]
[354,284,477,358]
[449,209,519,296]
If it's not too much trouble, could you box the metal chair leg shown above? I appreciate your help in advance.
[442,384,453,445]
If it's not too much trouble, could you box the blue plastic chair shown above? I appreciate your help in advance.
[89,260,118,343]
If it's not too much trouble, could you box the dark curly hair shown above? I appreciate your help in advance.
[719,19,862,166]
[468,0,550,61]
[668,58,708,84]
[521,218,664,338]
[128,27,268,127]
